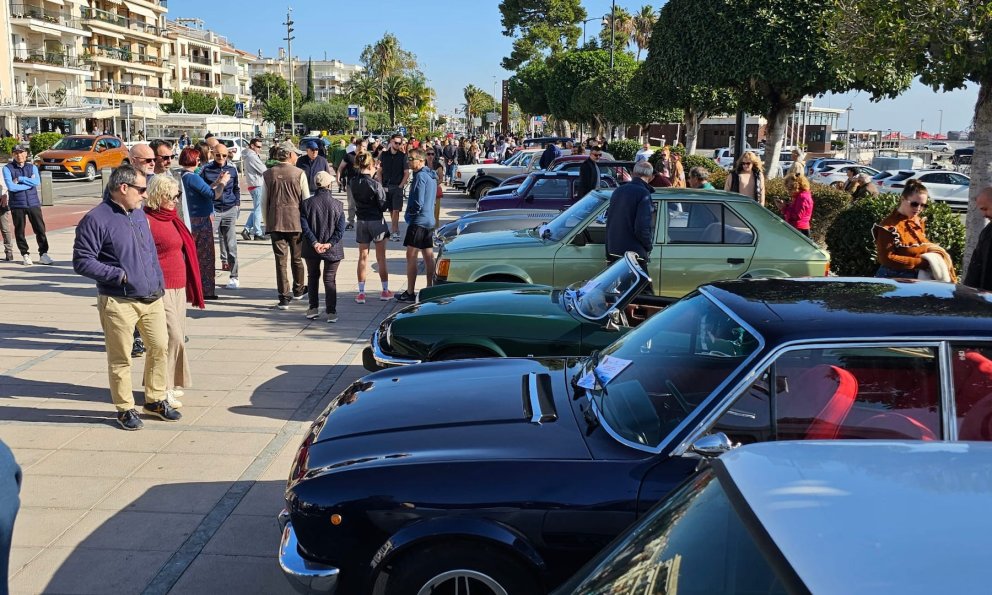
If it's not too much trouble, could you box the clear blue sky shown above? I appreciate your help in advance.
[168,0,978,135]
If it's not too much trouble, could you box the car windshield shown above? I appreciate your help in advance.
[51,137,95,151]
[540,192,607,242]
[565,468,790,595]
[583,293,760,450]
[567,255,647,321]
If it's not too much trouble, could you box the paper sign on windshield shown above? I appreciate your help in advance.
[577,355,633,390]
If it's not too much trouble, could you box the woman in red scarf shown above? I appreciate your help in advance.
[145,175,205,408]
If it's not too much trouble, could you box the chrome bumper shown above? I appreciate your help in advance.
[370,329,421,368]
[278,514,340,595]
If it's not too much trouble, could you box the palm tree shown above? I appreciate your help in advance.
[383,74,412,126]
[406,71,434,114]
[600,7,634,53]
[346,73,382,112]
[632,6,657,61]
[463,84,483,122]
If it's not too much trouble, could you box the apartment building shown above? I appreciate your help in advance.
[165,19,253,100]
[249,49,362,102]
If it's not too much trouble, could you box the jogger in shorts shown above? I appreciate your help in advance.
[396,148,437,303]
[350,152,393,303]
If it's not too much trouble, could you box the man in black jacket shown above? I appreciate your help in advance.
[576,147,603,198]
[965,187,992,290]
[606,160,656,266]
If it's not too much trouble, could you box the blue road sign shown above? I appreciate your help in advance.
[234,102,245,118]
[399,126,407,136]
[347,105,359,121]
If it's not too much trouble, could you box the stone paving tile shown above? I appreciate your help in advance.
[63,427,181,452]
[54,509,205,551]
[217,389,310,410]
[0,425,87,449]
[11,508,88,547]
[7,546,43,578]
[133,452,257,481]
[202,513,282,557]
[166,554,297,595]
[9,547,172,594]
[4,448,54,469]
[192,406,291,429]
[93,479,233,515]
[237,372,326,393]
[232,481,286,517]
[19,475,124,509]
[162,430,276,457]
[28,449,153,478]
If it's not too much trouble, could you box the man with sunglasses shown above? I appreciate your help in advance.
[377,133,410,241]
[150,139,174,176]
[242,138,267,241]
[200,145,241,289]
[73,164,180,430]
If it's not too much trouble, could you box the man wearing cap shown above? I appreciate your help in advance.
[200,142,241,289]
[2,144,52,266]
[296,140,330,197]
[264,141,308,310]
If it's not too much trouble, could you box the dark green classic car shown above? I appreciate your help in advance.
[361,253,651,371]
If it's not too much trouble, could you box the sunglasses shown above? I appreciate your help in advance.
[156,154,173,161]
[127,184,148,194]
[909,201,928,209]
[171,192,182,201]
[137,157,155,164]
[426,152,435,156]
[215,154,228,158]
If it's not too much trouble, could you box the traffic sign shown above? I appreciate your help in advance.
[534,115,543,122]
[234,102,245,119]
[398,126,407,136]
[347,105,359,121]
[486,112,499,122]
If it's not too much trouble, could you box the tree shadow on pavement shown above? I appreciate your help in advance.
[230,364,370,424]
[37,480,296,595]
[0,324,106,354]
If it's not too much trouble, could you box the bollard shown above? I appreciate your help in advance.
[100,167,112,194]
[40,171,54,206]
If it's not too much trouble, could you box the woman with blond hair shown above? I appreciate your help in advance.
[144,175,205,407]
[776,174,814,236]
[725,151,766,206]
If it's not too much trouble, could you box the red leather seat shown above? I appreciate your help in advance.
[953,351,992,440]
[845,412,938,440]
[779,365,859,439]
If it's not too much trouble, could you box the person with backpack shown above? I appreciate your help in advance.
[351,152,393,303]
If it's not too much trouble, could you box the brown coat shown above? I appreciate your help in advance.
[263,162,307,233]
[873,209,930,271]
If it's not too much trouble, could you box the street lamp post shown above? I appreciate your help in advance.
[284,7,295,137]
[938,109,943,138]
[920,118,925,139]
[609,0,616,69]
[845,104,852,161]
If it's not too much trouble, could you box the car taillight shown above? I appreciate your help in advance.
[290,431,315,482]
[436,258,450,278]
[456,171,462,179]
[824,262,831,277]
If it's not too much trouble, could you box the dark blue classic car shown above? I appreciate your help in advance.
[279,278,992,594]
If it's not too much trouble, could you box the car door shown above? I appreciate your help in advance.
[552,206,615,288]
[93,138,109,168]
[944,172,971,206]
[917,172,954,202]
[522,177,572,210]
[656,201,756,299]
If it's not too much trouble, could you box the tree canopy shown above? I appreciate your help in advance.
[498,0,585,70]
[298,101,350,132]
[163,91,235,115]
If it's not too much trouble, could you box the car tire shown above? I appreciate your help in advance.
[381,542,540,595]
[84,163,97,182]
[474,182,495,199]
[433,347,494,361]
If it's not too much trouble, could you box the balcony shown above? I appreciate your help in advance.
[188,54,211,66]
[85,79,171,99]
[84,44,165,68]
[220,62,238,75]
[80,6,127,28]
[9,3,86,31]
[12,50,92,72]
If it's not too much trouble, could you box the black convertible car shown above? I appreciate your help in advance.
[279,278,992,594]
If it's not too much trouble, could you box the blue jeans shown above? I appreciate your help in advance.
[876,266,919,279]
[445,162,455,182]
[244,187,264,237]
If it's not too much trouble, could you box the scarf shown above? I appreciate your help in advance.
[144,206,205,309]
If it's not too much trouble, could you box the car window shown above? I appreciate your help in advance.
[519,153,535,167]
[588,293,760,449]
[888,171,915,182]
[95,139,108,151]
[920,173,947,185]
[568,468,789,595]
[948,173,970,186]
[106,138,121,149]
[950,345,992,440]
[531,177,570,198]
[52,137,97,151]
[666,203,754,245]
[713,346,942,445]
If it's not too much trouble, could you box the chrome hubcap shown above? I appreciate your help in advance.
[416,569,508,595]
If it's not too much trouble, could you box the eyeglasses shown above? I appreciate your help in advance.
[127,184,148,194]
[909,201,928,209]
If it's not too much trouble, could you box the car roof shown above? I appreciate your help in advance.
[704,277,992,343]
[717,441,992,594]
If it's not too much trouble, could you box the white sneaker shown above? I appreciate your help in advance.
[226,278,240,289]
[172,389,185,398]
[21,255,32,266]
[165,390,183,409]
[39,253,54,265]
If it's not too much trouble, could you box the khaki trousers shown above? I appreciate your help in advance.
[97,295,168,411]
[162,288,191,390]
[270,232,305,302]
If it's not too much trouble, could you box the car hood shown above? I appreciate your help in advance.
[38,150,94,158]
[393,288,566,324]
[443,227,545,255]
[307,358,588,470]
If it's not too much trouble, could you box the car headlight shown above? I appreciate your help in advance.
[64,157,82,163]
[384,321,393,348]
[436,258,450,278]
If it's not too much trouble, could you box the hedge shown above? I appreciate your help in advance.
[825,194,965,276]
[606,139,640,161]
[0,137,16,156]
[765,179,851,246]
[30,132,62,155]
[683,154,721,173]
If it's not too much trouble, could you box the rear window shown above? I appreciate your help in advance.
[219,139,235,148]
[888,171,915,182]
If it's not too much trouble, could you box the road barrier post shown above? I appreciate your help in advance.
[40,171,54,206]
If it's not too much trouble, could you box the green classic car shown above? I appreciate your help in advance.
[362,253,651,371]
[434,188,831,300]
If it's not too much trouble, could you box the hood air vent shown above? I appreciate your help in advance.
[522,372,557,424]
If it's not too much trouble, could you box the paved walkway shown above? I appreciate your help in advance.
[0,186,477,594]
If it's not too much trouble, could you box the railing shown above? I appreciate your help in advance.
[85,44,132,62]
[9,3,83,29]
[129,20,160,36]
[80,6,126,27]
[221,84,240,95]
[84,80,171,99]
[220,62,238,75]
[12,50,89,69]
[188,54,211,66]
[186,78,213,88]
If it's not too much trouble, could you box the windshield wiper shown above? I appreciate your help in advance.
[581,401,600,434]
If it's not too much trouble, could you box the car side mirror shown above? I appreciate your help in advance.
[524,195,534,202]
[687,433,734,458]
[571,232,587,247]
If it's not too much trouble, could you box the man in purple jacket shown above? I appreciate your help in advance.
[72,164,181,431]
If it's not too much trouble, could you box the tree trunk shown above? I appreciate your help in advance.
[963,79,992,274]
[684,108,704,155]
[762,99,793,179]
